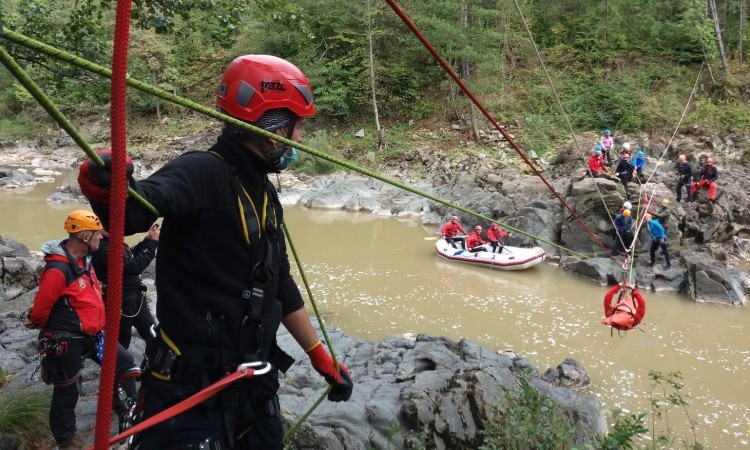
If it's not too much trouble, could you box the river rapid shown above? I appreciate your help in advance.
[1,175,748,448]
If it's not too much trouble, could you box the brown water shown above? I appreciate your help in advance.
[2,176,748,448]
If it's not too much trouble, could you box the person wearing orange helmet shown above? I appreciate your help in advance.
[466,225,489,252]
[440,214,467,249]
[691,157,719,202]
[78,56,352,449]
[27,211,139,449]
[611,208,634,256]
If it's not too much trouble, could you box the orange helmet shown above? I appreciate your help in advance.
[623,209,632,218]
[64,210,103,233]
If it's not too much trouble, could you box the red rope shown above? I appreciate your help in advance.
[94,0,132,448]
[384,0,611,254]
[83,363,271,450]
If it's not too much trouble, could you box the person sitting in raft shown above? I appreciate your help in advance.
[441,215,467,249]
[466,226,489,253]
[487,222,511,254]
[602,280,646,331]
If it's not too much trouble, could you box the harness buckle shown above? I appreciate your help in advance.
[151,344,185,380]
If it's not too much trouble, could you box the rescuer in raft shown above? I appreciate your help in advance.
[601,280,646,331]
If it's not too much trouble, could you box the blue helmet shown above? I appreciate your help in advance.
[604,129,612,135]
[636,150,644,158]
[595,144,603,152]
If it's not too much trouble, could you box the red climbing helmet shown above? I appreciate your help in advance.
[216,55,315,127]
[706,157,714,164]
[475,226,482,232]
[451,215,458,221]
[491,223,498,228]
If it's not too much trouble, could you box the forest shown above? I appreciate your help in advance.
[1,0,749,156]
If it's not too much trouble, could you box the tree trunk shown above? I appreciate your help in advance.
[151,70,161,124]
[461,2,479,142]
[366,0,385,150]
[741,0,746,66]
[708,0,731,77]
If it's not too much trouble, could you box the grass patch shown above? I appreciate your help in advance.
[480,371,576,450]
[0,386,52,450]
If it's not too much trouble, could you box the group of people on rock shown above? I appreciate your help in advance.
[610,199,672,269]
[26,55,353,450]
[590,130,720,204]
[440,215,512,253]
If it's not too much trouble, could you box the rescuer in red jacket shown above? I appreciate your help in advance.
[486,222,511,254]
[466,226,489,253]
[441,215,467,249]
[27,210,139,449]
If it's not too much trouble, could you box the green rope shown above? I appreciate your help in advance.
[0,44,159,217]
[0,27,615,269]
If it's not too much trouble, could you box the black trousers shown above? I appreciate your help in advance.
[446,236,465,249]
[650,238,671,265]
[119,291,157,349]
[139,368,283,450]
[45,334,137,444]
[676,177,693,202]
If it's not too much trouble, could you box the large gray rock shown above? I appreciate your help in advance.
[278,328,605,450]
[686,258,748,305]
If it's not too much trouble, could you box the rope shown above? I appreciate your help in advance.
[0,44,157,215]
[280,222,338,442]
[93,0,133,446]
[85,363,273,450]
[383,0,611,255]
[0,27,603,264]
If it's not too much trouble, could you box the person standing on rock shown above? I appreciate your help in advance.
[633,150,647,182]
[614,152,636,191]
[91,222,159,349]
[645,214,672,269]
[441,215,467,249]
[600,129,614,166]
[78,55,352,450]
[611,209,634,257]
[691,157,719,203]
[652,198,672,234]
[26,210,139,450]
[486,222,510,254]
[675,154,693,203]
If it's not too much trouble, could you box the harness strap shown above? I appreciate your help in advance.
[101,362,272,449]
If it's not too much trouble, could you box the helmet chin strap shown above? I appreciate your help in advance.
[265,124,297,170]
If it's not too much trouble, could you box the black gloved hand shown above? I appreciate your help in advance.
[78,149,134,203]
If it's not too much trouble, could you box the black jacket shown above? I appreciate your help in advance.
[677,161,693,183]
[615,159,635,182]
[91,235,157,298]
[699,164,718,182]
[89,135,304,359]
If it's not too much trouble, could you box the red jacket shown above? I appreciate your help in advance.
[588,153,606,175]
[602,285,646,328]
[466,231,487,249]
[441,221,466,238]
[487,226,509,242]
[29,240,105,335]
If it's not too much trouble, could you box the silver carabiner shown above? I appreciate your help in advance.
[236,361,272,375]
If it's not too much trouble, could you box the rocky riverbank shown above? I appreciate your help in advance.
[1,127,748,447]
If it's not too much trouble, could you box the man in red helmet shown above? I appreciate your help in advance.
[440,215,467,249]
[691,157,719,202]
[466,226,489,252]
[78,55,352,450]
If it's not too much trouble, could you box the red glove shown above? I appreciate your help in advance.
[306,341,353,402]
[78,149,134,203]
